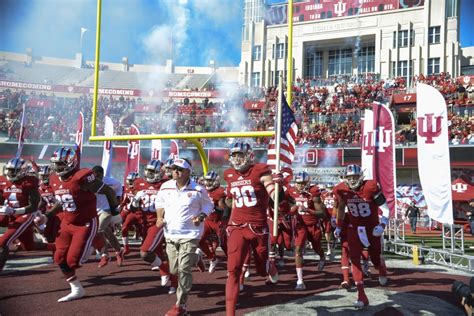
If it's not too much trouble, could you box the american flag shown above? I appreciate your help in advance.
[267,92,298,180]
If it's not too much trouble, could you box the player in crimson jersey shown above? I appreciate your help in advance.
[0,158,55,272]
[37,165,63,242]
[45,147,118,302]
[320,183,336,258]
[287,171,326,290]
[223,142,283,316]
[130,160,177,293]
[120,171,142,255]
[267,199,292,268]
[333,164,389,309]
[198,170,228,274]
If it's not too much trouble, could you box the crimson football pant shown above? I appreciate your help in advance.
[140,224,174,278]
[199,219,228,259]
[0,214,35,250]
[226,224,269,316]
[294,223,324,259]
[54,217,98,275]
[44,212,62,243]
[268,219,292,252]
[347,225,384,286]
[121,210,144,241]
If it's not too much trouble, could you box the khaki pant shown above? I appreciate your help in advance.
[166,238,199,306]
[98,211,121,252]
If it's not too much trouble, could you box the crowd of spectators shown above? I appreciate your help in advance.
[1,72,473,148]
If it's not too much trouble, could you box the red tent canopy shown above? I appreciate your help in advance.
[451,177,474,201]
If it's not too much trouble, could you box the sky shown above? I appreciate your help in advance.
[0,0,473,67]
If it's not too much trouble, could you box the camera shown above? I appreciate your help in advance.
[452,276,474,309]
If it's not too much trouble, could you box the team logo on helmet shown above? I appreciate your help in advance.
[3,158,27,182]
[344,164,364,190]
[145,159,164,183]
[126,171,139,186]
[50,147,79,177]
[294,171,310,192]
[229,142,254,172]
[38,165,52,184]
[204,170,220,190]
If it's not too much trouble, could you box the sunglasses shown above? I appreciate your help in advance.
[172,166,186,172]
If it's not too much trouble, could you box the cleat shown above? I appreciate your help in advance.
[168,287,177,294]
[317,260,325,271]
[115,248,125,267]
[98,255,110,268]
[267,261,278,284]
[58,280,85,303]
[340,281,351,290]
[165,304,187,316]
[123,244,131,255]
[379,276,388,286]
[161,274,170,286]
[354,299,369,309]
[209,258,218,274]
[295,282,306,291]
[244,268,251,279]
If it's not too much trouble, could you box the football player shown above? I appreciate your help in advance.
[223,141,283,316]
[37,165,62,242]
[320,183,336,259]
[198,170,228,274]
[333,164,389,309]
[130,159,177,294]
[287,171,326,290]
[0,158,55,272]
[120,171,142,255]
[45,147,118,302]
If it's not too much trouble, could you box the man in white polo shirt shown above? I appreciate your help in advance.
[155,157,214,316]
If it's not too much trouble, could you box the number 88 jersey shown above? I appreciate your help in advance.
[333,179,381,227]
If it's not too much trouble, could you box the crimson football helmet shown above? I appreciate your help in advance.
[344,164,364,190]
[126,171,139,186]
[229,141,254,172]
[3,158,27,182]
[204,170,220,190]
[51,147,79,177]
[38,165,52,184]
[294,171,310,192]
[145,159,164,183]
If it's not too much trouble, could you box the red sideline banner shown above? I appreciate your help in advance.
[243,101,265,110]
[0,80,220,98]
[457,75,474,85]
[27,98,53,107]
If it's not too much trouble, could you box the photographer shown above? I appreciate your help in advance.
[467,199,474,238]
[452,276,474,315]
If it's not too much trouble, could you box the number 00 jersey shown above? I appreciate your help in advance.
[333,180,382,227]
[50,169,97,226]
[224,163,271,226]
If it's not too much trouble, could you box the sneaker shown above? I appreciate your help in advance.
[209,258,218,274]
[340,281,351,290]
[295,282,306,291]
[98,255,110,268]
[161,274,170,286]
[165,304,187,316]
[168,287,177,294]
[196,250,206,272]
[379,276,388,286]
[115,248,125,267]
[317,259,325,271]
[123,244,131,255]
[354,298,369,309]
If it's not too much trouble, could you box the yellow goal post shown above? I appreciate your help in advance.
[87,0,275,174]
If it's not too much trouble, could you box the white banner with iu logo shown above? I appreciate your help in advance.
[124,124,140,184]
[101,116,114,177]
[416,83,453,224]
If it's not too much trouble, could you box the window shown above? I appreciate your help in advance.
[410,30,415,47]
[251,72,260,87]
[445,0,457,17]
[398,30,409,47]
[394,60,413,78]
[357,47,375,74]
[428,26,441,44]
[393,31,397,49]
[428,58,440,75]
[328,49,352,76]
[276,43,285,59]
[305,51,323,78]
[253,45,261,61]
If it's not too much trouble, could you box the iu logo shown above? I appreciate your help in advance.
[128,141,139,159]
[105,140,112,151]
[417,113,442,144]
[334,0,347,17]
[452,183,467,193]
[151,149,160,160]
[362,127,392,155]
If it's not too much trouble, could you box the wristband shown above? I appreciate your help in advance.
[198,212,207,222]
[14,207,26,215]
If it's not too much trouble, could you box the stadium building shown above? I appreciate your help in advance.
[239,0,474,87]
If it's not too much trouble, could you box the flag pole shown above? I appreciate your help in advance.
[15,103,26,158]
[273,77,284,237]
[286,0,293,107]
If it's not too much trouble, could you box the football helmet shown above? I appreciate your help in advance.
[163,159,174,178]
[126,171,139,186]
[3,158,27,182]
[38,165,52,184]
[229,141,254,172]
[326,183,334,193]
[51,147,79,177]
[204,170,220,190]
[294,171,310,192]
[344,164,364,190]
[145,159,164,183]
